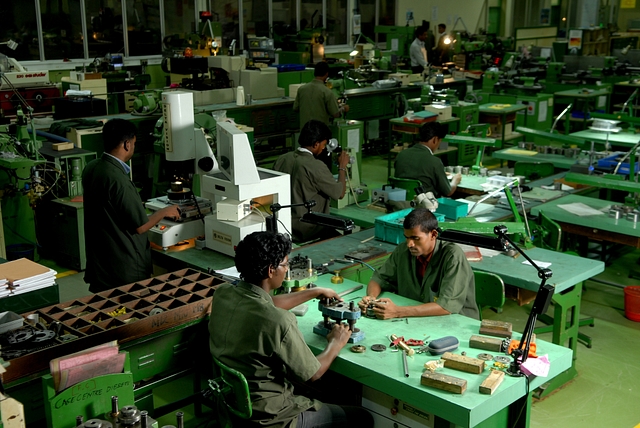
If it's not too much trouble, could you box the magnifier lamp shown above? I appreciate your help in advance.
[0,40,18,50]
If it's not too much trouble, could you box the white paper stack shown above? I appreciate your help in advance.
[0,258,57,298]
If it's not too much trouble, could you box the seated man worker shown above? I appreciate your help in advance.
[358,208,479,320]
[208,231,374,428]
[394,121,461,198]
[273,120,349,242]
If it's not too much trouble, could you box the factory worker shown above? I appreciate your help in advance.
[358,208,479,320]
[208,231,374,428]
[294,61,349,128]
[410,26,429,74]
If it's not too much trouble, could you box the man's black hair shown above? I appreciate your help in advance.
[438,23,446,30]
[418,121,447,143]
[415,25,427,38]
[102,118,137,153]
[314,61,330,77]
[403,208,439,234]
[235,231,292,284]
[298,119,332,147]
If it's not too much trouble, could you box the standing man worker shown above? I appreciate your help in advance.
[434,23,448,65]
[410,26,429,74]
[358,208,478,320]
[208,231,374,428]
[82,118,180,293]
[273,120,349,242]
[394,121,461,197]
[294,61,349,128]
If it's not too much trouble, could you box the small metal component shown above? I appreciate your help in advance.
[140,411,148,428]
[609,209,621,219]
[176,411,185,428]
[110,396,119,418]
[32,329,56,342]
[350,345,366,353]
[371,344,387,352]
[461,351,466,356]
[76,415,84,426]
[149,308,164,316]
[494,355,511,364]
[627,211,639,223]
[331,271,344,284]
[6,329,34,344]
[83,420,113,428]
[402,350,410,377]
[337,284,363,298]
[477,353,494,361]
[118,405,141,425]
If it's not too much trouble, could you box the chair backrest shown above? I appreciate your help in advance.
[388,176,423,200]
[474,271,506,320]
[210,356,253,420]
[513,161,555,181]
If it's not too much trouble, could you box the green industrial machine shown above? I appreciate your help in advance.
[276,68,314,97]
[330,120,370,209]
[375,26,416,59]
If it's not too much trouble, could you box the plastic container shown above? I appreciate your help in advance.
[435,198,468,221]
[596,152,640,175]
[6,243,35,261]
[624,286,640,322]
[236,86,245,106]
[375,209,445,244]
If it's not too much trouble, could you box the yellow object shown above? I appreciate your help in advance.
[331,271,344,284]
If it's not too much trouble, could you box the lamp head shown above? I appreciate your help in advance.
[1,40,18,50]
[326,138,339,153]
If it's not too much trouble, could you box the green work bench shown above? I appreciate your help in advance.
[478,103,526,148]
[491,148,581,170]
[554,88,611,133]
[301,275,573,427]
[530,194,640,250]
[290,228,604,400]
[569,129,640,147]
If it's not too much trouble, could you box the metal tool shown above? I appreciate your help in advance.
[313,299,364,343]
[338,284,364,298]
[402,350,409,377]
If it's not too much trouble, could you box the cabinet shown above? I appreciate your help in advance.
[575,28,610,56]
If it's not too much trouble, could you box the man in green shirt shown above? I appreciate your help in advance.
[273,120,349,242]
[82,119,180,292]
[208,231,373,428]
[294,62,349,128]
[394,121,462,198]
[358,208,479,320]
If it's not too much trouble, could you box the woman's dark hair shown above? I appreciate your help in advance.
[234,232,292,284]
[102,118,136,152]
[298,119,332,147]
[418,121,447,143]
[403,208,439,233]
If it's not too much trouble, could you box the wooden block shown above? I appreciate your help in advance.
[479,327,512,339]
[469,335,504,352]
[441,352,485,374]
[420,371,467,394]
[479,370,505,395]
[480,319,512,332]
[51,142,74,151]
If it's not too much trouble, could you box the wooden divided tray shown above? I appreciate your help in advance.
[1,268,226,384]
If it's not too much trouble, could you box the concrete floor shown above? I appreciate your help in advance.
[45,152,640,427]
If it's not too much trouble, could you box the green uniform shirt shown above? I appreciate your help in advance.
[293,79,340,128]
[82,154,151,292]
[208,281,322,428]
[394,144,452,197]
[272,150,343,241]
[372,240,479,319]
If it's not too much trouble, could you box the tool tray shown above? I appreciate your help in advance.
[2,269,226,384]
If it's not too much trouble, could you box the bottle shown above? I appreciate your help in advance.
[236,86,245,106]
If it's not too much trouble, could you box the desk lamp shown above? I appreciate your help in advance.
[439,225,554,377]
[266,200,355,235]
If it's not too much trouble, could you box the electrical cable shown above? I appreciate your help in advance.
[511,374,530,428]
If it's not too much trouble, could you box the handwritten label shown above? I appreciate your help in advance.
[54,380,130,409]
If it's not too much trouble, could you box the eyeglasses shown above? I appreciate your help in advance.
[278,261,289,269]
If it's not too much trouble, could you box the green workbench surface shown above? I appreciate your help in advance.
[569,129,640,147]
[457,174,489,194]
[491,148,580,169]
[330,204,383,229]
[553,88,611,99]
[300,275,573,428]
[530,194,640,239]
[0,156,37,169]
[614,80,640,88]
[478,103,527,114]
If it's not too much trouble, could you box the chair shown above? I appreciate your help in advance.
[474,271,506,320]
[206,356,252,426]
[513,161,555,181]
[388,176,423,200]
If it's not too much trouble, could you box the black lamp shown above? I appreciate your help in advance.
[439,225,554,377]
[266,200,355,235]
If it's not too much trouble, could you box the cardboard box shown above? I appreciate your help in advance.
[240,69,279,100]
[389,73,410,86]
[289,83,305,99]
[52,142,74,151]
[424,104,452,120]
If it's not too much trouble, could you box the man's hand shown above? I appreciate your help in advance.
[358,295,377,312]
[342,104,350,113]
[451,173,462,187]
[326,323,351,347]
[316,288,342,302]
[372,298,402,320]
[161,205,181,221]
[338,151,350,169]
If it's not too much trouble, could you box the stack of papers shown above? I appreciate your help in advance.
[50,341,125,392]
[0,258,57,298]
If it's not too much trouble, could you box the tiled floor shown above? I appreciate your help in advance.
[46,152,640,427]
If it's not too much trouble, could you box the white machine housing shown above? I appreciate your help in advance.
[0,55,50,89]
[202,121,291,256]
